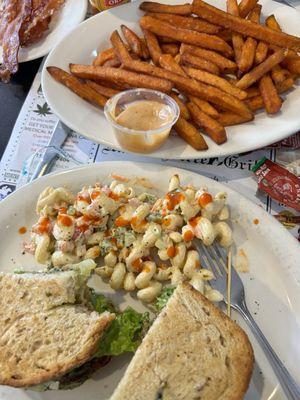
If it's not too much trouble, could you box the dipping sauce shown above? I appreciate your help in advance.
[115,101,173,131]
[113,101,174,153]
[104,89,179,154]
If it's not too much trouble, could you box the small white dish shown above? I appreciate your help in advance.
[0,0,87,64]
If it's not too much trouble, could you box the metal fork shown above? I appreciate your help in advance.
[194,241,300,400]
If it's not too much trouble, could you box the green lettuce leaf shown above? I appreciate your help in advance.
[90,292,116,314]
[155,286,175,312]
[95,307,149,357]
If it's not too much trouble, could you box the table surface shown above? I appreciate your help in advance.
[0,59,42,158]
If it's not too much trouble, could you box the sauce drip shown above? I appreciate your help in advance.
[115,216,131,227]
[165,191,185,211]
[167,245,176,258]
[132,258,143,272]
[57,214,73,227]
[183,230,194,242]
[18,226,27,235]
[33,217,51,234]
[198,192,213,207]
[188,216,201,228]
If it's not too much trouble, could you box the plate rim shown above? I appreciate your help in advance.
[41,0,300,159]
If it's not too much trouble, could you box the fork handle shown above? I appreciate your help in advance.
[237,303,300,400]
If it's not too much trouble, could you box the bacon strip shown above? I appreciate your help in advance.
[0,0,65,82]
[20,0,65,45]
[0,0,31,82]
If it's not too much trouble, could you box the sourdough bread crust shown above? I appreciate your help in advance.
[0,272,115,387]
[111,282,254,400]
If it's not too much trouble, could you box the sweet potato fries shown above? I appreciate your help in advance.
[47,0,300,151]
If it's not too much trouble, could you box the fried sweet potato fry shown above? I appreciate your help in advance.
[246,77,294,98]
[174,54,181,64]
[122,59,252,117]
[180,44,237,73]
[121,25,143,57]
[281,56,300,75]
[187,102,227,144]
[140,16,233,56]
[226,0,244,63]
[103,57,121,68]
[275,77,294,93]
[174,117,208,150]
[245,95,264,111]
[169,92,190,119]
[158,36,178,44]
[259,74,282,114]
[264,15,292,83]
[218,111,254,126]
[139,2,192,16]
[69,64,173,93]
[159,54,186,76]
[192,0,300,51]
[238,37,257,72]
[180,52,220,75]
[85,81,120,98]
[141,38,150,59]
[189,95,220,119]
[47,67,107,108]
[146,12,220,34]
[238,5,260,72]
[239,0,258,18]
[236,48,287,89]
[93,48,115,66]
[183,66,247,99]
[265,14,281,31]
[246,86,259,98]
[142,28,162,65]
[255,41,268,65]
[110,30,132,63]
[161,43,180,56]
[217,28,233,42]
[271,65,289,84]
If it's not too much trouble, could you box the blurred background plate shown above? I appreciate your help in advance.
[0,0,87,63]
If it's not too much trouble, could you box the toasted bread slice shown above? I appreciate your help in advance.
[0,271,81,314]
[111,282,254,400]
[0,271,114,387]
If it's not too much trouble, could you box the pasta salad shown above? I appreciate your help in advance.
[24,174,233,304]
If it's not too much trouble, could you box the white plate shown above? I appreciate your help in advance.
[0,161,299,400]
[42,0,300,160]
[0,0,87,64]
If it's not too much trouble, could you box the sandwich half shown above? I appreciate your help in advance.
[0,271,114,388]
[111,282,254,400]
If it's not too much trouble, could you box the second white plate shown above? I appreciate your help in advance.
[42,0,300,159]
[0,161,299,399]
